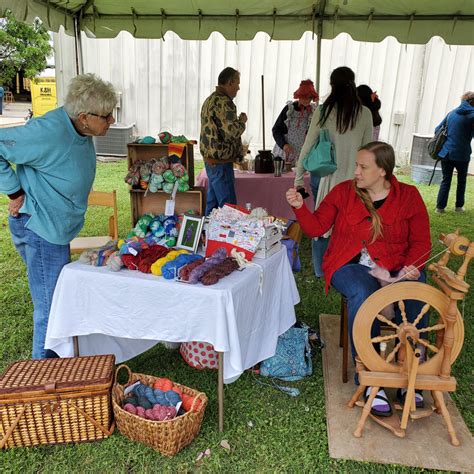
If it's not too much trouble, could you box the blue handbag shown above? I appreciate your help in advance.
[303,129,337,177]
[260,324,312,382]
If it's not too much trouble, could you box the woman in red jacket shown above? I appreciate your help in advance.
[286,141,431,416]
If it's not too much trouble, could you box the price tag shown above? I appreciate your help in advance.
[128,246,138,256]
[165,181,180,216]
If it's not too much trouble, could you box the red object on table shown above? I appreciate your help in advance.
[195,169,313,219]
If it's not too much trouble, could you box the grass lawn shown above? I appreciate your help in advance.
[0,160,472,472]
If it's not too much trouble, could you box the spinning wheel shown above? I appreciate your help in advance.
[347,230,473,446]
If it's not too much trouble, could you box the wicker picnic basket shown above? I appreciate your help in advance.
[0,355,115,449]
[112,364,208,456]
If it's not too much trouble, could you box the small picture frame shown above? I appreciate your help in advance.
[176,215,204,253]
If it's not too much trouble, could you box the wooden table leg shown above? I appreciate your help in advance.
[73,336,79,357]
[218,351,224,432]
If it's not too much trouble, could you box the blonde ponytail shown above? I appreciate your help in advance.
[353,181,383,243]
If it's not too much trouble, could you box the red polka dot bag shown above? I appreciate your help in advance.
[180,342,218,370]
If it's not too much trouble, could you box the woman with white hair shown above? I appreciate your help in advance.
[0,73,117,359]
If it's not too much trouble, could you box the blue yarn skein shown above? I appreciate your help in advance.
[162,254,202,280]
[164,390,182,407]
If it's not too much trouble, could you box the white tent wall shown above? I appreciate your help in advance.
[53,29,473,168]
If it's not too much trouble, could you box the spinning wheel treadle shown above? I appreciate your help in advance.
[347,229,473,447]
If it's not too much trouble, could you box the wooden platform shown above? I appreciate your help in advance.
[319,313,474,472]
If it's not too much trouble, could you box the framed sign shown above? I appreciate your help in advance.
[176,215,204,253]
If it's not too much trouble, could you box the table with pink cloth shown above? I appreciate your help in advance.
[195,169,313,219]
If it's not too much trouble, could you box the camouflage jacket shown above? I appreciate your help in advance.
[200,87,245,162]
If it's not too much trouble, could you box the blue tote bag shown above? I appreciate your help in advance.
[303,129,337,177]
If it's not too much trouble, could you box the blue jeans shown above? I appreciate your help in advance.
[205,162,237,215]
[436,158,469,209]
[312,237,329,278]
[9,214,70,359]
[331,264,428,360]
[310,173,321,207]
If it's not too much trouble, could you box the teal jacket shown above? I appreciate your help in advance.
[0,107,96,244]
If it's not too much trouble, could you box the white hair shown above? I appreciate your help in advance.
[64,73,117,118]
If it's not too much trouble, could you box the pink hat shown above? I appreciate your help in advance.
[293,80,319,101]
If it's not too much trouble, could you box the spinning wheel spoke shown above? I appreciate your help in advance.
[399,300,408,324]
[412,303,430,327]
[386,342,401,363]
[417,338,439,354]
[371,333,398,344]
[419,323,445,334]
[375,313,399,330]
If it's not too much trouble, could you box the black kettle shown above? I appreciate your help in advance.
[254,150,274,174]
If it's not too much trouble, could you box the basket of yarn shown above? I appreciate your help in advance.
[112,364,207,456]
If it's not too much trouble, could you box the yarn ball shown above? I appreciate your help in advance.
[163,169,176,183]
[172,385,183,398]
[133,213,154,238]
[139,135,156,144]
[148,173,164,193]
[162,182,175,194]
[151,160,167,175]
[153,377,174,392]
[140,162,152,182]
[200,257,240,286]
[135,406,146,418]
[177,173,189,185]
[178,182,190,192]
[188,247,227,284]
[179,258,205,281]
[150,218,165,238]
[158,131,172,144]
[123,403,137,414]
[164,390,182,406]
[124,396,139,406]
[170,163,186,178]
[145,408,157,420]
[134,383,147,397]
[162,253,202,280]
[182,394,202,412]
[107,251,123,272]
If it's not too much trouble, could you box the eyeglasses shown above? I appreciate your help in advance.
[87,112,114,121]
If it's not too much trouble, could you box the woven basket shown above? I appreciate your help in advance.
[112,364,207,456]
[0,355,115,449]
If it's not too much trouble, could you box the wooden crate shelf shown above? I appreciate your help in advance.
[130,188,205,225]
[127,142,194,187]
[127,143,204,224]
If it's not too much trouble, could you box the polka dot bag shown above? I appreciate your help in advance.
[180,341,218,370]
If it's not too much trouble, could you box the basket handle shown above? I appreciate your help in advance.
[0,405,26,449]
[67,400,115,436]
[190,392,206,411]
[114,364,132,387]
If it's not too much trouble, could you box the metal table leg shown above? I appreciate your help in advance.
[218,351,224,432]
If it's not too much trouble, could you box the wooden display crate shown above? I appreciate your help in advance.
[130,188,205,225]
[127,142,195,187]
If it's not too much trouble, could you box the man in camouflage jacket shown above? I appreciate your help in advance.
[200,67,247,215]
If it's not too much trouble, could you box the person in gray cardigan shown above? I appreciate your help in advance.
[294,66,373,278]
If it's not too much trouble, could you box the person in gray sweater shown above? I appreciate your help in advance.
[294,66,373,278]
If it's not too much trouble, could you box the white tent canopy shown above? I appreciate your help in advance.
[1,1,474,45]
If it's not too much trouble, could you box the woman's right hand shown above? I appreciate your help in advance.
[286,188,303,209]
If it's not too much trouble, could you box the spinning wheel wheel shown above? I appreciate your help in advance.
[348,230,473,447]
[353,282,464,376]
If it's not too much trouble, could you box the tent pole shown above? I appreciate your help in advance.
[73,16,84,75]
[315,0,326,94]
[316,24,322,93]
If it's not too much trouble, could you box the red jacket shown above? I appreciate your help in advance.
[294,176,431,292]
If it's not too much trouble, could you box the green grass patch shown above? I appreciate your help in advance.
[0,160,472,472]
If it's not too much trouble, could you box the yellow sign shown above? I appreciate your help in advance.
[30,77,57,117]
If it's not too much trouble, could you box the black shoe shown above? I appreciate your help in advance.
[396,388,424,408]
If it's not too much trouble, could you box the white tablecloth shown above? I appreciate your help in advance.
[46,247,299,383]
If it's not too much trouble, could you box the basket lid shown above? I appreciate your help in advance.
[0,355,115,398]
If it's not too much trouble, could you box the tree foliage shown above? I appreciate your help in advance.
[0,10,53,85]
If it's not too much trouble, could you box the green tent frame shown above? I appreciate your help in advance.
[1,1,473,90]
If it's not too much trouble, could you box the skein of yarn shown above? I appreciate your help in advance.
[188,247,227,284]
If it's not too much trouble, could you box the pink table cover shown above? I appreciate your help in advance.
[195,169,313,219]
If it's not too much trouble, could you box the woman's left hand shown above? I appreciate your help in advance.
[400,265,420,281]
